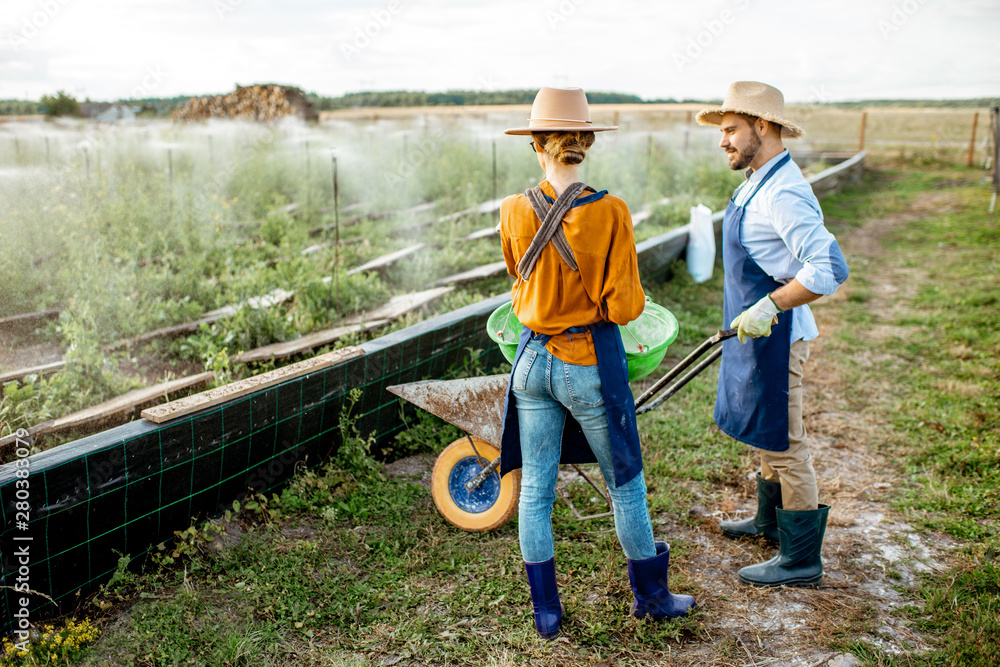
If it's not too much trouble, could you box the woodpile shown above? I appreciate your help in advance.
[173,84,318,122]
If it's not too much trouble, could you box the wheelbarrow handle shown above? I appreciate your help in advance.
[634,328,738,413]
[463,328,737,493]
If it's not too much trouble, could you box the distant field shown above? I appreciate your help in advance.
[322,103,992,161]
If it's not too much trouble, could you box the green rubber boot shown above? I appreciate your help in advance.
[737,504,829,587]
[719,473,781,543]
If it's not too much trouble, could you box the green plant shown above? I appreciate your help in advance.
[39,90,80,117]
[332,389,380,479]
[0,618,99,665]
[388,405,462,459]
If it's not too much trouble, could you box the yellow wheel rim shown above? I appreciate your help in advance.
[431,437,519,533]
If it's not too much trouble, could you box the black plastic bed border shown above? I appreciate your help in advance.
[0,152,865,634]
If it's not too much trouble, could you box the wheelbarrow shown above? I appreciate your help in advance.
[386,328,737,532]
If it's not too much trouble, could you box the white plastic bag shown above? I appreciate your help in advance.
[686,204,715,283]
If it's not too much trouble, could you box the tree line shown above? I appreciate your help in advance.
[4,90,997,117]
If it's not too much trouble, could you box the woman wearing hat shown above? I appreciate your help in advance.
[497,87,695,639]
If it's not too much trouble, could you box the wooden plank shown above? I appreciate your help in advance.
[343,287,454,324]
[267,203,300,217]
[307,213,371,237]
[108,287,297,351]
[458,227,499,242]
[0,421,54,458]
[34,371,217,437]
[103,314,228,351]
[428,261,508,287]
[437,197,504,222]
[0,360,66,385]
[300,238,364,256]
[346,243,428,276]
[141,347,365,424]
[0,308,62,327]
[233,320,389,364]
[393,201,436,216]
[235,286,451,363]
[393,220,437,235]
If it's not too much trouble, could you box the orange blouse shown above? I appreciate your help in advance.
[499,180,646,366]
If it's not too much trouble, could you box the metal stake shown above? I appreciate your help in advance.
[330,154,340,310]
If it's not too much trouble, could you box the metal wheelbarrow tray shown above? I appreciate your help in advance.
[386,328,736,532]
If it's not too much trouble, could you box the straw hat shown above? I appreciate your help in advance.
[504,87,617,135]
[696,81,804,139]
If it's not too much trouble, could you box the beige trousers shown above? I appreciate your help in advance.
[756,339,818,511]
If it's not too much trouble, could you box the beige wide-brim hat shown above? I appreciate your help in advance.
[696,81,804,139]
[504,87,617,135]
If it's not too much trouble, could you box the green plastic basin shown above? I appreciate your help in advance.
[487,301,678,381]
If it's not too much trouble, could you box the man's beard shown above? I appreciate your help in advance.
[728,131,761,171]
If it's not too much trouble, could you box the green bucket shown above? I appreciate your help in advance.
[487,301,678,381]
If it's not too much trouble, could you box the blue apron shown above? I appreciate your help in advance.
[714,152,793,452]
[498,321,643,487]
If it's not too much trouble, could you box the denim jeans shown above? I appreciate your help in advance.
[512,338,656,563]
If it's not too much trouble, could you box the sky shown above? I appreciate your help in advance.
[0,0,997,103]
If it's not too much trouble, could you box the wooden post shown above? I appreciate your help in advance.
[645,134,653,200]
[305,140,311,216]
[167,148,174,221]
[491,140,497,204]
[331,154,340,310]
[684,110,692,155]
[857,111,868,152]
[967,112,979,168]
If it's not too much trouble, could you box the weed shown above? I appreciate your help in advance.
[0,618,100,666]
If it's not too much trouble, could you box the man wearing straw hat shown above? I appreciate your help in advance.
[697,82,849,587]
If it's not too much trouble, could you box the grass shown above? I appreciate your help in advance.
[815,163,999,666]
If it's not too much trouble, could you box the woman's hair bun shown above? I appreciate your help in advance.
[533,131,596,166]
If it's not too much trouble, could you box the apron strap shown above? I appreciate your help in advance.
[517,182,586,280]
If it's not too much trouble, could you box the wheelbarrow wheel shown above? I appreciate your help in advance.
[431,436,519,533]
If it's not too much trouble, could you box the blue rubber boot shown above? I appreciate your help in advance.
[628,544,695,619]
[524,557,563,638]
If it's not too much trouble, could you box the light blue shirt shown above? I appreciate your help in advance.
[733,150,849,342]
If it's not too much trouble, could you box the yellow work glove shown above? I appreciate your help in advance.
[730,294,782,344]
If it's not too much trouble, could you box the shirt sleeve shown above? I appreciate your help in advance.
[770,186,849,295]
[601,201,646,324]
